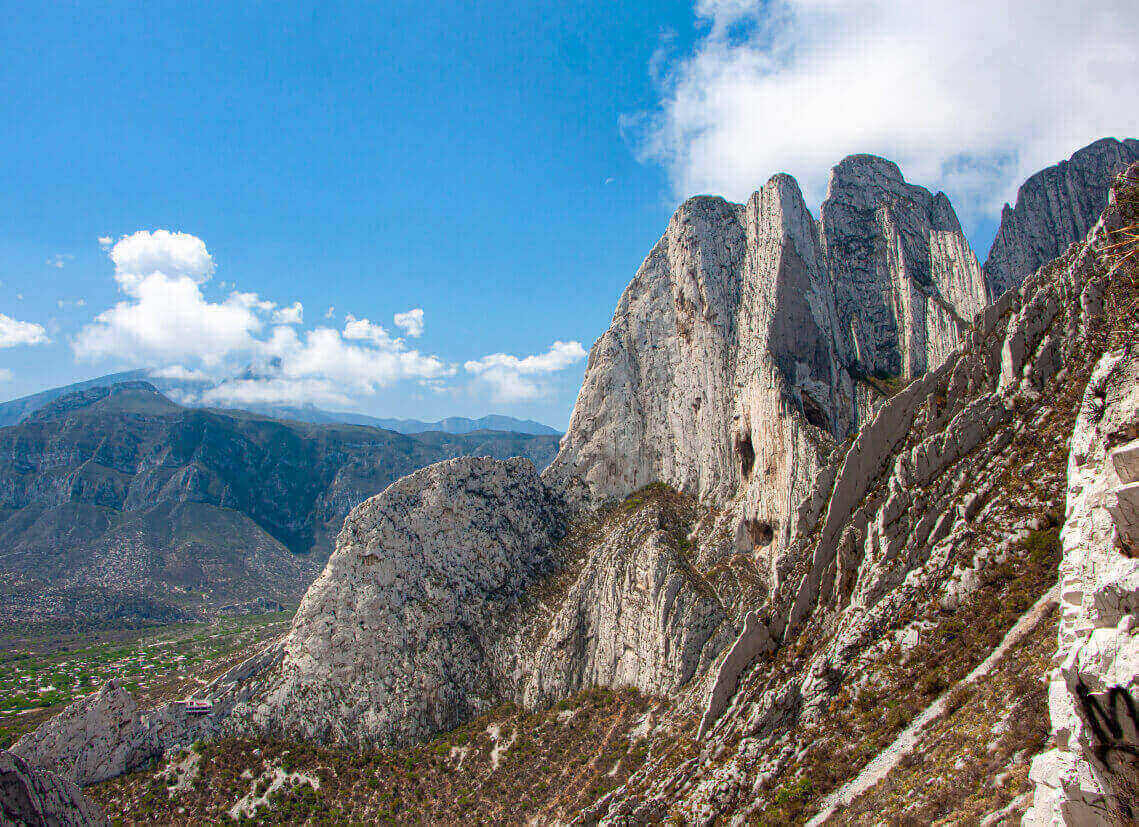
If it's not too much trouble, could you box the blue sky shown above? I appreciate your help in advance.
[2,0,1134,427]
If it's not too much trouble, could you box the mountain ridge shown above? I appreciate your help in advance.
[0,372,560,435]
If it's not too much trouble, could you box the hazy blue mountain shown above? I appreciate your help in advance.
[0,371,561,435]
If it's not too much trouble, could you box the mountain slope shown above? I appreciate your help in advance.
[0,382,560,624]
[983,137,1139,298]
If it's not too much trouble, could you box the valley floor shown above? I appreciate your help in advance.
[0,611,291,751]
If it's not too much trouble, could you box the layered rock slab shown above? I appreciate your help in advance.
[1026,350,1139,824]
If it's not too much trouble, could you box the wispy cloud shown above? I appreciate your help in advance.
[633,0,1139,224]
[46,253,74,269]
[465,340,587,402]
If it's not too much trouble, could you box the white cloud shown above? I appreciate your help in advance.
[148,364,214,382]
[325,306,335,319]
[272,301,304,325]
[110,229,214,294]
[342,314,396,347]
[265,324,451,393]
[0,313,50,348]
[98,236,113,248]
[75,229,457,408]
[0,368,12,382]
[202,377,354,408]
[57,298,87,310]
[393,308,425,337]
[465,340,587,402]
[73,272,264,366]
[634,0,1139,222]
[47,254,73,269]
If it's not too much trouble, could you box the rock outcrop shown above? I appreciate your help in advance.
[10,682,145,788]
[228,457,569,747]
[0,750,105,826]
[516,488,735,707]
[547,156,988,574]
[983,137,1139,299]
[1025,350,1139,823]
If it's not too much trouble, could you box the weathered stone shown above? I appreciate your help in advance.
[983,137,1139,298]
[10,681,144,787]
[228,456,569,747]
[1025,351,1139,824]
[0,750,105,826]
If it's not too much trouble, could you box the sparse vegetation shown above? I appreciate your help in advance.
[90,686,662,824]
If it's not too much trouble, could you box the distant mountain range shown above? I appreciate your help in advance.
[0,370,560,435]
[0,380,561,625]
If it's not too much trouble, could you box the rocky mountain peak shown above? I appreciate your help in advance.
[549,152,991,567]
[983,136,1139,298]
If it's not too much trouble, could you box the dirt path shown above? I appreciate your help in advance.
[804,585,1059,827]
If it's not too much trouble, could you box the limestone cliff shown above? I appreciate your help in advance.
[548,157,988,581]
[983,137,1139,298]
[1026,350,1139,823]
[588,161,1139,824]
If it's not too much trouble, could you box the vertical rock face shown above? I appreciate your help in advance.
[0,750,105,826]
[516,493,735,707]
[983,137,1139,299]
[1026,351,1139,824]
[548,157,987,561]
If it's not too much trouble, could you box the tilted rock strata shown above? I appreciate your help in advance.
[983,137,1139,299]
[1025,351,1139,824]
[0,750,105,826]
[590,160,1138,825]
[516,492,736,708]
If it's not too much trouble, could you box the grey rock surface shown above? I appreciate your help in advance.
[228,456,569,747]
[0,750,105,826]
[1026,351,1139,824]
[10,681,145,788]
[983,137,1139,298]
[547,156,988,575]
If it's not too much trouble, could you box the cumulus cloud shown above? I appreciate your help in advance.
[75,230,455,407]
[634,0,1139,222]
[0,313,50,348]
[98,236,113,248]
[272,301,304,325]
[110,229,214,293]
[73,272,264,366]
[465,340,587,402]
[393,308,425,337]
